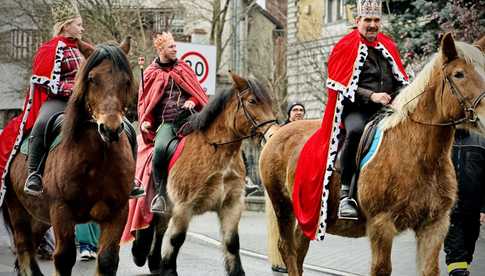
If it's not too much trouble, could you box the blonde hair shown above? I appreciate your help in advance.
[153,32,175,51]
[52,18,77,37]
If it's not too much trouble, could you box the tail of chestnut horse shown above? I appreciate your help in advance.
[265,193,285,268]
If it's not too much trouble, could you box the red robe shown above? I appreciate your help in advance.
[293,30,409,240]
[0,36,79,206]
[122,59,208,243]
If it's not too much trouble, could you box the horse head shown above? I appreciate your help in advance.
[63,37,135,143]
[229,72,276,138]
[438,33,485,132]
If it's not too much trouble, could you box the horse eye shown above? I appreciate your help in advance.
[453,71,464,79]
[248,98,257,104]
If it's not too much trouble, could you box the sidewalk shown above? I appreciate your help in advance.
[189,203,485,276]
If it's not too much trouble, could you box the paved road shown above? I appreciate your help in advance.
[1,210,484,275]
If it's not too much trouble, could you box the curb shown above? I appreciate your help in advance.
[245,196,265,212]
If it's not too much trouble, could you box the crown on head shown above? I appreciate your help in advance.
[357,0,382,17]
[51,0,80,23]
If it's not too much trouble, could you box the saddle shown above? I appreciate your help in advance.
[20,112,64,155]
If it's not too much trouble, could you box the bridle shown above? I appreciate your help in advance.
[210,80,276,146]
[408,62,485,127]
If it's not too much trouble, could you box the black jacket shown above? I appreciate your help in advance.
[451,129,485,214]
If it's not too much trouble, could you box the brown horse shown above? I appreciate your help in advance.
[130,73,276,276]
[3,38,135,276]
[262,34,485,276]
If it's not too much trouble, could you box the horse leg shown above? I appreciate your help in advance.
[217,197,245,276]
[50,205,76,276]
[96,207,128,276]
[294,226,310,275]
[266,185,299,276]
[148,215,169,274]
[131,220,155,267]
[160,204,192,276]
[367,213,396,276]
[4,197,44,276]
[415,214,449,276]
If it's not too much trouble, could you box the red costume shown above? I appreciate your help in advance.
[292,30,409,240]
[122,59,208,243]
[0,36,79,206]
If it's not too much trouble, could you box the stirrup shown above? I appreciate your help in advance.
[23,172,44,196]
[129,185,145,198]
[150,194,168,214]
[338,197,359,220]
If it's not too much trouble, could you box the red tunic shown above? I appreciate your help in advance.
[122,59,208,243]
[0,36,80,206]
[292,30,409,240]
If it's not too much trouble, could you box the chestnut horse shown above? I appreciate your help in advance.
[130,74,276,276]
[3,39,135,276]
[262,34,485,276]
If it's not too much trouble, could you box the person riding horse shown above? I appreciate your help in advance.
[0,0,144,198]
[137,32,208,214]
[329,0,408,219]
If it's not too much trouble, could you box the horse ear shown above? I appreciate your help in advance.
[77,40,95,59]
[120,36,131,55]
[229,71,248,91]
[440,33,458,64]
[473,35,485,53]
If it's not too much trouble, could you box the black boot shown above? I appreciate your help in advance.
[124,118,145,198]
[150,169,168,214]
[338,178,358,220]
[24,135,46,196]
[449,269,470,276]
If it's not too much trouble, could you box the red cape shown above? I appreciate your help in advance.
[122,59,208,243]
[0,36,79,206]
[293,30,409,240]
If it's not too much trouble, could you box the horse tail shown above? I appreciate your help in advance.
[265,193,285,268]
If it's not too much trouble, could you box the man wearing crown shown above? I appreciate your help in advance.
[292,0,409,240]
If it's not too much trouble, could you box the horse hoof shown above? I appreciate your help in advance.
[148,254,161,273]
[160,268,178,276]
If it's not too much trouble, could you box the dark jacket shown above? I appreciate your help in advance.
[451,129,485,214]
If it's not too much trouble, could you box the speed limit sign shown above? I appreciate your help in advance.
[177,43,216,95]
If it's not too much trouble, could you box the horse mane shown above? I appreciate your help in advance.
[381,41,485,130]
[62,43,135,143]
[189,78,272,131]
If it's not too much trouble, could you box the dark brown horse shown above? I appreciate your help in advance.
[131,73,276,276]
[3,38,135,276]
[262,34,485,276]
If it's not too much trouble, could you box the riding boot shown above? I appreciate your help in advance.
[338,175,359,220]
[150,124,177,214]
[123,118,145,198]
[24,135,46,196]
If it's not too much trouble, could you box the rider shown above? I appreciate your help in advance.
[0,0,144,198]
[137,32,208,214]
[330,0,408,219]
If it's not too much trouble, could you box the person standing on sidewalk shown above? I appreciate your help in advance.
[444,129,485,276]
[76,223,100,261]
[283,102,306,125]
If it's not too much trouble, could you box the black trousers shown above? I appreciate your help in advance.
[444,209,481,265]
[339,105,376,191]
[27,99,67,172]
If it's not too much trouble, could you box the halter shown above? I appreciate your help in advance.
[210,80,276,146]
[409,62,485,127]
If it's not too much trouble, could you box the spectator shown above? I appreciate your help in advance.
[444,129,485,276]
[76,223,100,261]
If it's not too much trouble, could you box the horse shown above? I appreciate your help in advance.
[130,73,276,276]
[3,38,136,276]
[261,33,485,276]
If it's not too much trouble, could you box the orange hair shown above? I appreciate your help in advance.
[153,32,175,51]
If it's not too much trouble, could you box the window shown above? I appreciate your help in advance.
[326,0,344,23]
[0,29,41,61]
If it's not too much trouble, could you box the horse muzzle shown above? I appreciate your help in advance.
[97,119,124,143]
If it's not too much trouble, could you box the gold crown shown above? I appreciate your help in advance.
[357,0,382,17]
[51,0,80,23]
